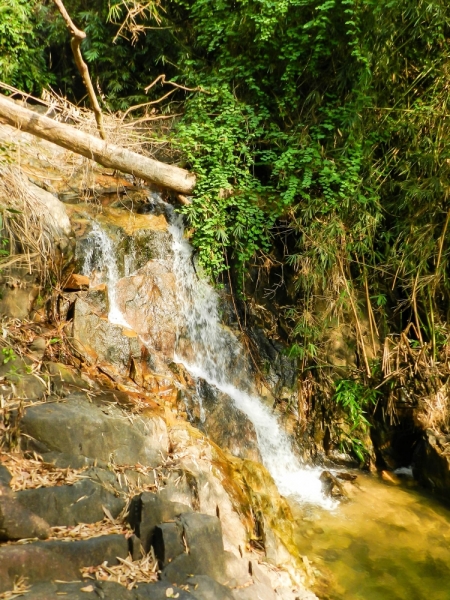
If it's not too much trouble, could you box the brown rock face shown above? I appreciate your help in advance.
[115,261,178,360]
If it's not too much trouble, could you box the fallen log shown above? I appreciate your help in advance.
[0,94,196,195]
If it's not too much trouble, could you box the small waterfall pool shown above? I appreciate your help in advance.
[290,473,450,600]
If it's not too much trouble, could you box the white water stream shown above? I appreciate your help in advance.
[81,209,332,508]
[168,211,332,508]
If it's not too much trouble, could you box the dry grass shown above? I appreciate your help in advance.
[0,577,31,599]
[81,552,159,590]
[0,167,55,282]
[50,518,131,542]
[381,325,450,433]
[0,452,87,491]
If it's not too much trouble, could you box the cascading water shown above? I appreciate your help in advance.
[80,208,332,507]
[168,210,333,508]
[80,222,130,328]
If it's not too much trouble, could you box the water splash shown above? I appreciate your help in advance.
[168,211,333,508]
[81,222,130,328]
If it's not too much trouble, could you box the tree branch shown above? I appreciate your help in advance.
[52,0,106,140]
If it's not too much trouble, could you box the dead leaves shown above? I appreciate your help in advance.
[49,518,130,542]
[0,452,87,491]
[81,553,158,590]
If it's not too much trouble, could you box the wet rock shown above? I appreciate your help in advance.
[189,379,261,462]
[20,394,168,466]
[319,471,346,498]
[380,470,402,485]
[128,492,192,553]
[115,261,178,361]
[335,471,357,482]
[412,429,450,495]
[0,490,50,540]
[16,478,125,527]
[0,534,129,592]
[72,296,142,375]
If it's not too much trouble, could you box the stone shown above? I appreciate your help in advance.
[128,492,192,552]
[223,552,252,588]
[0,283,39,319]
[29,337,47,360]
[72,297,142,375]
[24,175,72,238]
[161,513,226,585]
[188,379,261,462]
[153,522,185,567]
[20,394,168,466]
[0,356,47,400]
[64,273,90,290]
[0,534,129,592]
[0,465,12,486]
[185,575,235,600]
[412,429,450,495]
[16,478,125,527]
[20,581,137,600]
[0,490,50,540]
[115,261,178,360]
[44,361,89,395]
[135,582,193,600]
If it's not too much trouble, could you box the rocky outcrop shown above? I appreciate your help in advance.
[412,429,450,496]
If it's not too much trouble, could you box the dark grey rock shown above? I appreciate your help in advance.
[129,492,192,553]
[161,513,225,585]
[0,534,129,592]
[153,522,185,567]
[19,580,137,599]
[16,478,125,527]
[20,394,168,466]
[0,464,12,486]
[0,490,50,541]
[185,576,235,600]
[135,581,193,600]
[40,451,107,470]
[413,429,450,496]
[188,379,261,463]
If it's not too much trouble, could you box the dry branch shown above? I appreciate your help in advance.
[0,94,196,194]
[52,0,106,140]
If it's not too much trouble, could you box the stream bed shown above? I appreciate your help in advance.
[290,473,450,600]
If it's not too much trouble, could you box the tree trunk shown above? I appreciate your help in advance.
[0,94,196,195]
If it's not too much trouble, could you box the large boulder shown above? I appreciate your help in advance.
[20,394,168,466]
[412,429,450,495]
[16,478,125,527]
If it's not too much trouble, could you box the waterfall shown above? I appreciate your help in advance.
[80,222,130,328]
[80,210,332,507]
[168,211,333,508]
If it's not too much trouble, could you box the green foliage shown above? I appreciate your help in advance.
[1,348,17,365]
[0,0,54,93]
[333,378,378,462]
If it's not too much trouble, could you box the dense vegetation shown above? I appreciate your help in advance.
[2,0,450,459]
